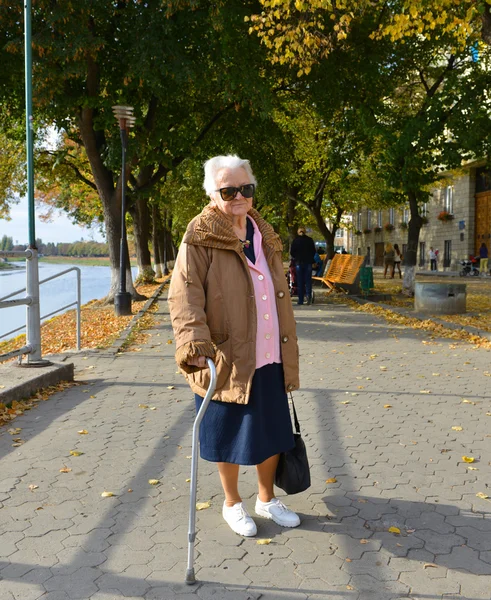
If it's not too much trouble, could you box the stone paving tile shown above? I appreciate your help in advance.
[1,297,491,599]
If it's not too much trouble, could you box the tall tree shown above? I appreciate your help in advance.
[0,0,277,301]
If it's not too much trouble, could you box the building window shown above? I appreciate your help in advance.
[403,208,409,223]
[444,186,454,214]
[367,209,372,229]
[389,208,395,225]
[444,240,452,268]
[419,241,426,267]
[377,210,382,227]
[357,212,362,230]
[421,202,428,217]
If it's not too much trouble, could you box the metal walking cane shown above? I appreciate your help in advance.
[185,358,217,585]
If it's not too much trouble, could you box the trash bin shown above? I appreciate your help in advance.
[359,266,374,295]
[414,282,466,314]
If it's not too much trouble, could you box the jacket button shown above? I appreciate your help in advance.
[282,336,289,343]
[277,291,285,298]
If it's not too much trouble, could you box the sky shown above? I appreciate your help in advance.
[0,195,105,245]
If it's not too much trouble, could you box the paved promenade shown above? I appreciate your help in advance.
[1,293,490,600]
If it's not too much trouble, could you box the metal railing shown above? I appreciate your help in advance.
[0,250,81,362]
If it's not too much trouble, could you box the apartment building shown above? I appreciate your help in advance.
[350,164,491,269]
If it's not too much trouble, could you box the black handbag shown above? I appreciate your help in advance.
[275,396,311,495]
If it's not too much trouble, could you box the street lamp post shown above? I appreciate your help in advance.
[112,105,136,316]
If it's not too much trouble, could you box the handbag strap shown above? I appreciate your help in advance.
[289,393,301,434]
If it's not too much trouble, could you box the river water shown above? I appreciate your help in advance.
[0,262,137,341]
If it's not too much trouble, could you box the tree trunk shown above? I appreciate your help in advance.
[483,5,491,45]
[132,195,155,284]
[103,191,146,303]
[152,204,163,278]
[311,203,339,259]
[287,195,298,248]
[402,190,423,296]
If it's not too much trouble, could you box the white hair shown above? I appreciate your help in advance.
[203,155,257,196]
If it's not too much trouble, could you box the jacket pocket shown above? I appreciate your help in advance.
[191,336,231,393]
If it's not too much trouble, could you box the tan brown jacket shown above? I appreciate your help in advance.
[168,204,300,404]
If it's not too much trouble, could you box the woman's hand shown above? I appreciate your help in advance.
[186,355,208,369]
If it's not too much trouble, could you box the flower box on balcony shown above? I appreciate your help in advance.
[437,211,454,222]
[399,221,408,230]
[355,230,362,235]
[374,226,382,233]
[421,215,429,225]
[363,228,372,234]
[384,223,395,232]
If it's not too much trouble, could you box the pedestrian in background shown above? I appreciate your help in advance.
[168,154,301,538]
[383,243,395,278]
[479,242,488,276]
[393,243,402,279]
[290,227,316,305]
[313,250,324,277]
[429,247,437,271]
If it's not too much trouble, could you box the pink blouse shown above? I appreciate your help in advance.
[245,217,282,369]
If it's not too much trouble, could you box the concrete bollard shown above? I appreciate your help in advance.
[414,282,466,314]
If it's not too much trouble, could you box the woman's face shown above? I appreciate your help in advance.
[210,167,254,219]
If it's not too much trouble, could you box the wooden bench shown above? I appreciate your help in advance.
[312,254,365,294]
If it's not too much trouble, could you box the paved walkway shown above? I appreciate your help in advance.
[1,293,490,600]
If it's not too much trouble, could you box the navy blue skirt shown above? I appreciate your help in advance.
[194,362,295,465]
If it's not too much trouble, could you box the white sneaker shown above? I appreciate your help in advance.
[222,501,257,537]
[255,497,301,528]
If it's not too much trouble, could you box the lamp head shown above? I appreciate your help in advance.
[112,105,136,130]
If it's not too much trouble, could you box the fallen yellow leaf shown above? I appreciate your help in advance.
[167,386,176,390]
[196,501,211,510]
[28,484,38,491]
[383,404,392,409]
[360,539,368,544]
[77,429,88,435]
[186,478,191,483]
[467,466,478,470]
[462,456,475,463]
[138,404,149,409]
[476,492,489,500]
[148,479,160,485]
[59,466,72,473]
[419,390,431,394]
[101,491,114,497]
[423,563,438,569]
[451,426,463,432]
[69,450,83,456]
[256,539,272,545]
[326,478,337,484]
[388,526,401,534]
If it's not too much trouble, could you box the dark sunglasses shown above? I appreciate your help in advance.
[215,183,255,202]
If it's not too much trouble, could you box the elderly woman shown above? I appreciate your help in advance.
[168,155,301,537]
